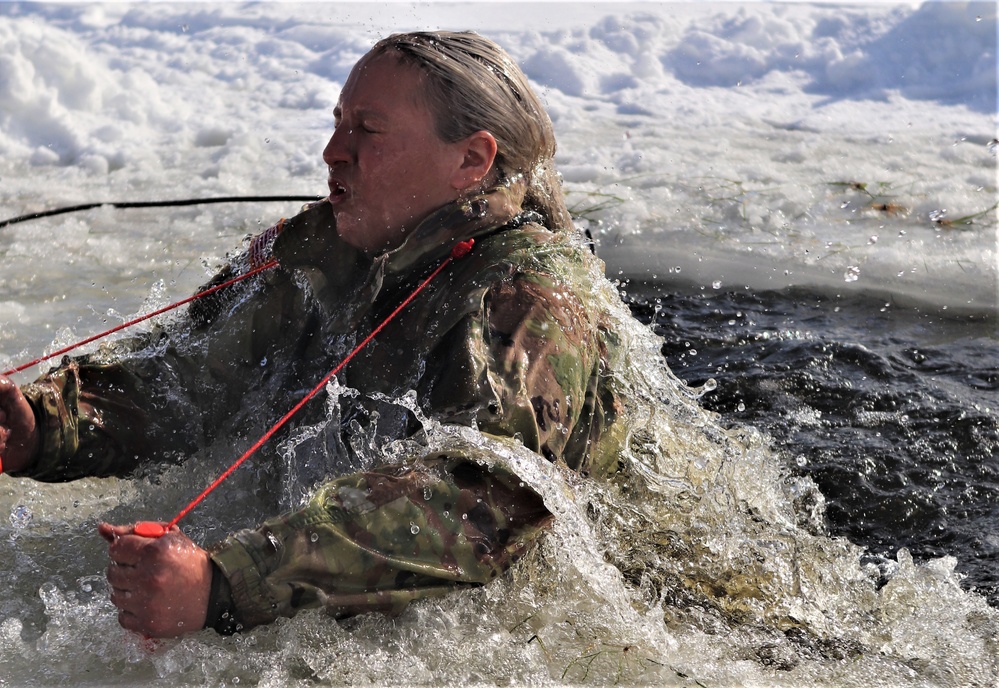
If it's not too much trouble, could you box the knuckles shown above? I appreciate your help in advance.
[103,527,207,638]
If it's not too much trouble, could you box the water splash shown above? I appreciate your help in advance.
[1,256,997,686]
[9,504,32,529]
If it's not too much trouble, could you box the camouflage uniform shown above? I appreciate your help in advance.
[13,181,623,631]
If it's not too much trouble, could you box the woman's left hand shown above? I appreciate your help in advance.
[99,522,212,638]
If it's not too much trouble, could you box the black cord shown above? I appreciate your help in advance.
[0,195,323,229]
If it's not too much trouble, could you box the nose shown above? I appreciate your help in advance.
[322,127,351,167]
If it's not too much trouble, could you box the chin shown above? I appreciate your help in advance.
[334,222,371,252]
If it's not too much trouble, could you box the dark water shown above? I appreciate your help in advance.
[625,282,999,606]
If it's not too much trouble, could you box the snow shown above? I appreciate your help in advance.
[0,4,996,684]
[0,1,995,362]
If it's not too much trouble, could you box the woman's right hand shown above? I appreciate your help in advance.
[0,375,39,473]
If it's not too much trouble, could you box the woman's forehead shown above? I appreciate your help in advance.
[338,51,427,114]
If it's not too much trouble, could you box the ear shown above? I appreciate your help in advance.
[450,130,498,192]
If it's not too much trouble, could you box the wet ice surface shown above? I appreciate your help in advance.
[1,2,997,685]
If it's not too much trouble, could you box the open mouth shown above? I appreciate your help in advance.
[328,170,348,201]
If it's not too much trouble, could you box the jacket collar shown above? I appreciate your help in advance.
[379,176,527,279]
[273,178,527,324]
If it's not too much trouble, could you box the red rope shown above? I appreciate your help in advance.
[133,239,475,537]
[2,259,278,377]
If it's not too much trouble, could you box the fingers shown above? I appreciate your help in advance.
[100,524,212,638]
[98,521,134,543]
[0,376,38,473]
[0,376,17,415]
[97,522,117,543]
[106,556,134,588]
[116,608,155,635]
[102,525,163,633]
[111,590,148,635]
[107,536,149,568]
[0,388,9,458]
[108,582,134,609]
[117,609,140,633]
[106,552,141,625]
[99,522,157,570]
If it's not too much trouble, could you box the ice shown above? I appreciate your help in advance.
[0,2,996,685]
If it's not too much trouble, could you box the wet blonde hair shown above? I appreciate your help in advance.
[367,31,573,232]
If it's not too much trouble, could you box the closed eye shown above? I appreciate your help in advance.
[331,120,376,135]
[332,107,383,134]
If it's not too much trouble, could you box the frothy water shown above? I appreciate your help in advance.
[0,2,995,683]
[2,273,997,686]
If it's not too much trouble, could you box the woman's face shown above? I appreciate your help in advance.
[323,53,468,254]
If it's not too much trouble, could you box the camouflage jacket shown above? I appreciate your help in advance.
[15,182,623,630]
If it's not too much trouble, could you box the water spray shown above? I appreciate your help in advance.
[5,238,475,537]
[1,259,278,378]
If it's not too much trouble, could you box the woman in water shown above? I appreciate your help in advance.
[0,31,628,637]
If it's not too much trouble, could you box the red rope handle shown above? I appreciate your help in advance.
[134,239,475,537]
[2,259,278,377]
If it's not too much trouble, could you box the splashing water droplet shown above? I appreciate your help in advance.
[310,532,319,543]
[712,280,722,290]
[410,523,421,534]
[844,266,860,283]
[10,505,32,529]
[690,378,716,398]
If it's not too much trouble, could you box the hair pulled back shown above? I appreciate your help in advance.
[367,31,573,232]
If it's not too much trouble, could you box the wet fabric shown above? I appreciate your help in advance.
[15,183,626,629]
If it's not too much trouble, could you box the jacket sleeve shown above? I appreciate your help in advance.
[209,448,551,630]
[17,346,204,481]
[207,269,615,629]
[13,253,310,482]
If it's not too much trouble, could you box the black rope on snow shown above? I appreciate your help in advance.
[0,195,323,229]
